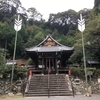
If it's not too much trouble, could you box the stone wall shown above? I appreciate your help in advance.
[0,78,27,95]
[71,77,100,95]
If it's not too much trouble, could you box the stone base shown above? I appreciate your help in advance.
[16,92,22,96]
[84,93,92,97]
[8,92,14,96]
[76,92,81,95]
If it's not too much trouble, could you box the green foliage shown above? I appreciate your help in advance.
[27,7,42,21]
[70,67,99,79]
[94,0,100,14]
[0,0,99,65]
[96,69,100,76]
[0,47,27,80]
[14,66,28,80]
[70,11,100,63]
[27,58,35,65]
[70,67,85,79]
[0,65,28,80]
[84,14,100,61]
[57,35,75,46]
[25,25,45,48]
[0,49,5,66]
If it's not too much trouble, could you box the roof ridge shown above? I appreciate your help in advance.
[37,34,63,47]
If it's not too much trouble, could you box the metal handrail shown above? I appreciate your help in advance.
[48,68,50,98]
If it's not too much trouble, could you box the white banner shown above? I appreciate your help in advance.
[14,15,22,32]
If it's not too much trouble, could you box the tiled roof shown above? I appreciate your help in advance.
[25,35,74,52]
[26,46,73,52]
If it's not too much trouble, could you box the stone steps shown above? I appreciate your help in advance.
[25,74,73,97]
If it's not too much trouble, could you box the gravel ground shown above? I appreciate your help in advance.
[0,94,100,100]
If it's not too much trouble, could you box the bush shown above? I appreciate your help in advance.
[70,67,99,79]
[95,69,100,77]
[70,67,85,79]
[0,65,28,80]
[27,58,35,65]
[13,66,28,80]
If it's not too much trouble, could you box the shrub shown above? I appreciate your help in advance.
[70,67,99,80]
[70,67,85,79]
[27,58,35,65]
[0,65,28,80]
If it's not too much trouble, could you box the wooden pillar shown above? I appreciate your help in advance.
[52,58,54,70]
[42,57,44,74]
[46,58,48,70]
[49,58,51,73]
[35,60,38,68]
[55,56,58,74]
[61,56,63,67]
[59,58,61,68]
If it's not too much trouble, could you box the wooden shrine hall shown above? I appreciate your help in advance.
[25,35,74,74]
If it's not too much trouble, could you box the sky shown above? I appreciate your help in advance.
[20,0,94,20]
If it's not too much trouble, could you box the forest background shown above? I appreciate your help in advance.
[0,0,100,66]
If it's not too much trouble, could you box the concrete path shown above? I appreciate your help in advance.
[0,94,100,100]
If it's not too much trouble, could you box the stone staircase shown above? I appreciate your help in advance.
[25,74,73,97]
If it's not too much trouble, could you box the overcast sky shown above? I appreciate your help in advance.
[20,0,94,20]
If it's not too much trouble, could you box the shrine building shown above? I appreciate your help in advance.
[25,35,74,74]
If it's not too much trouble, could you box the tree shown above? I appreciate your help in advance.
[0,48,6,76]
[0,48,5,66]
[27,7,42,21]
[94,0,100,8]
[94,0,100,14]
[0,22,16,59]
